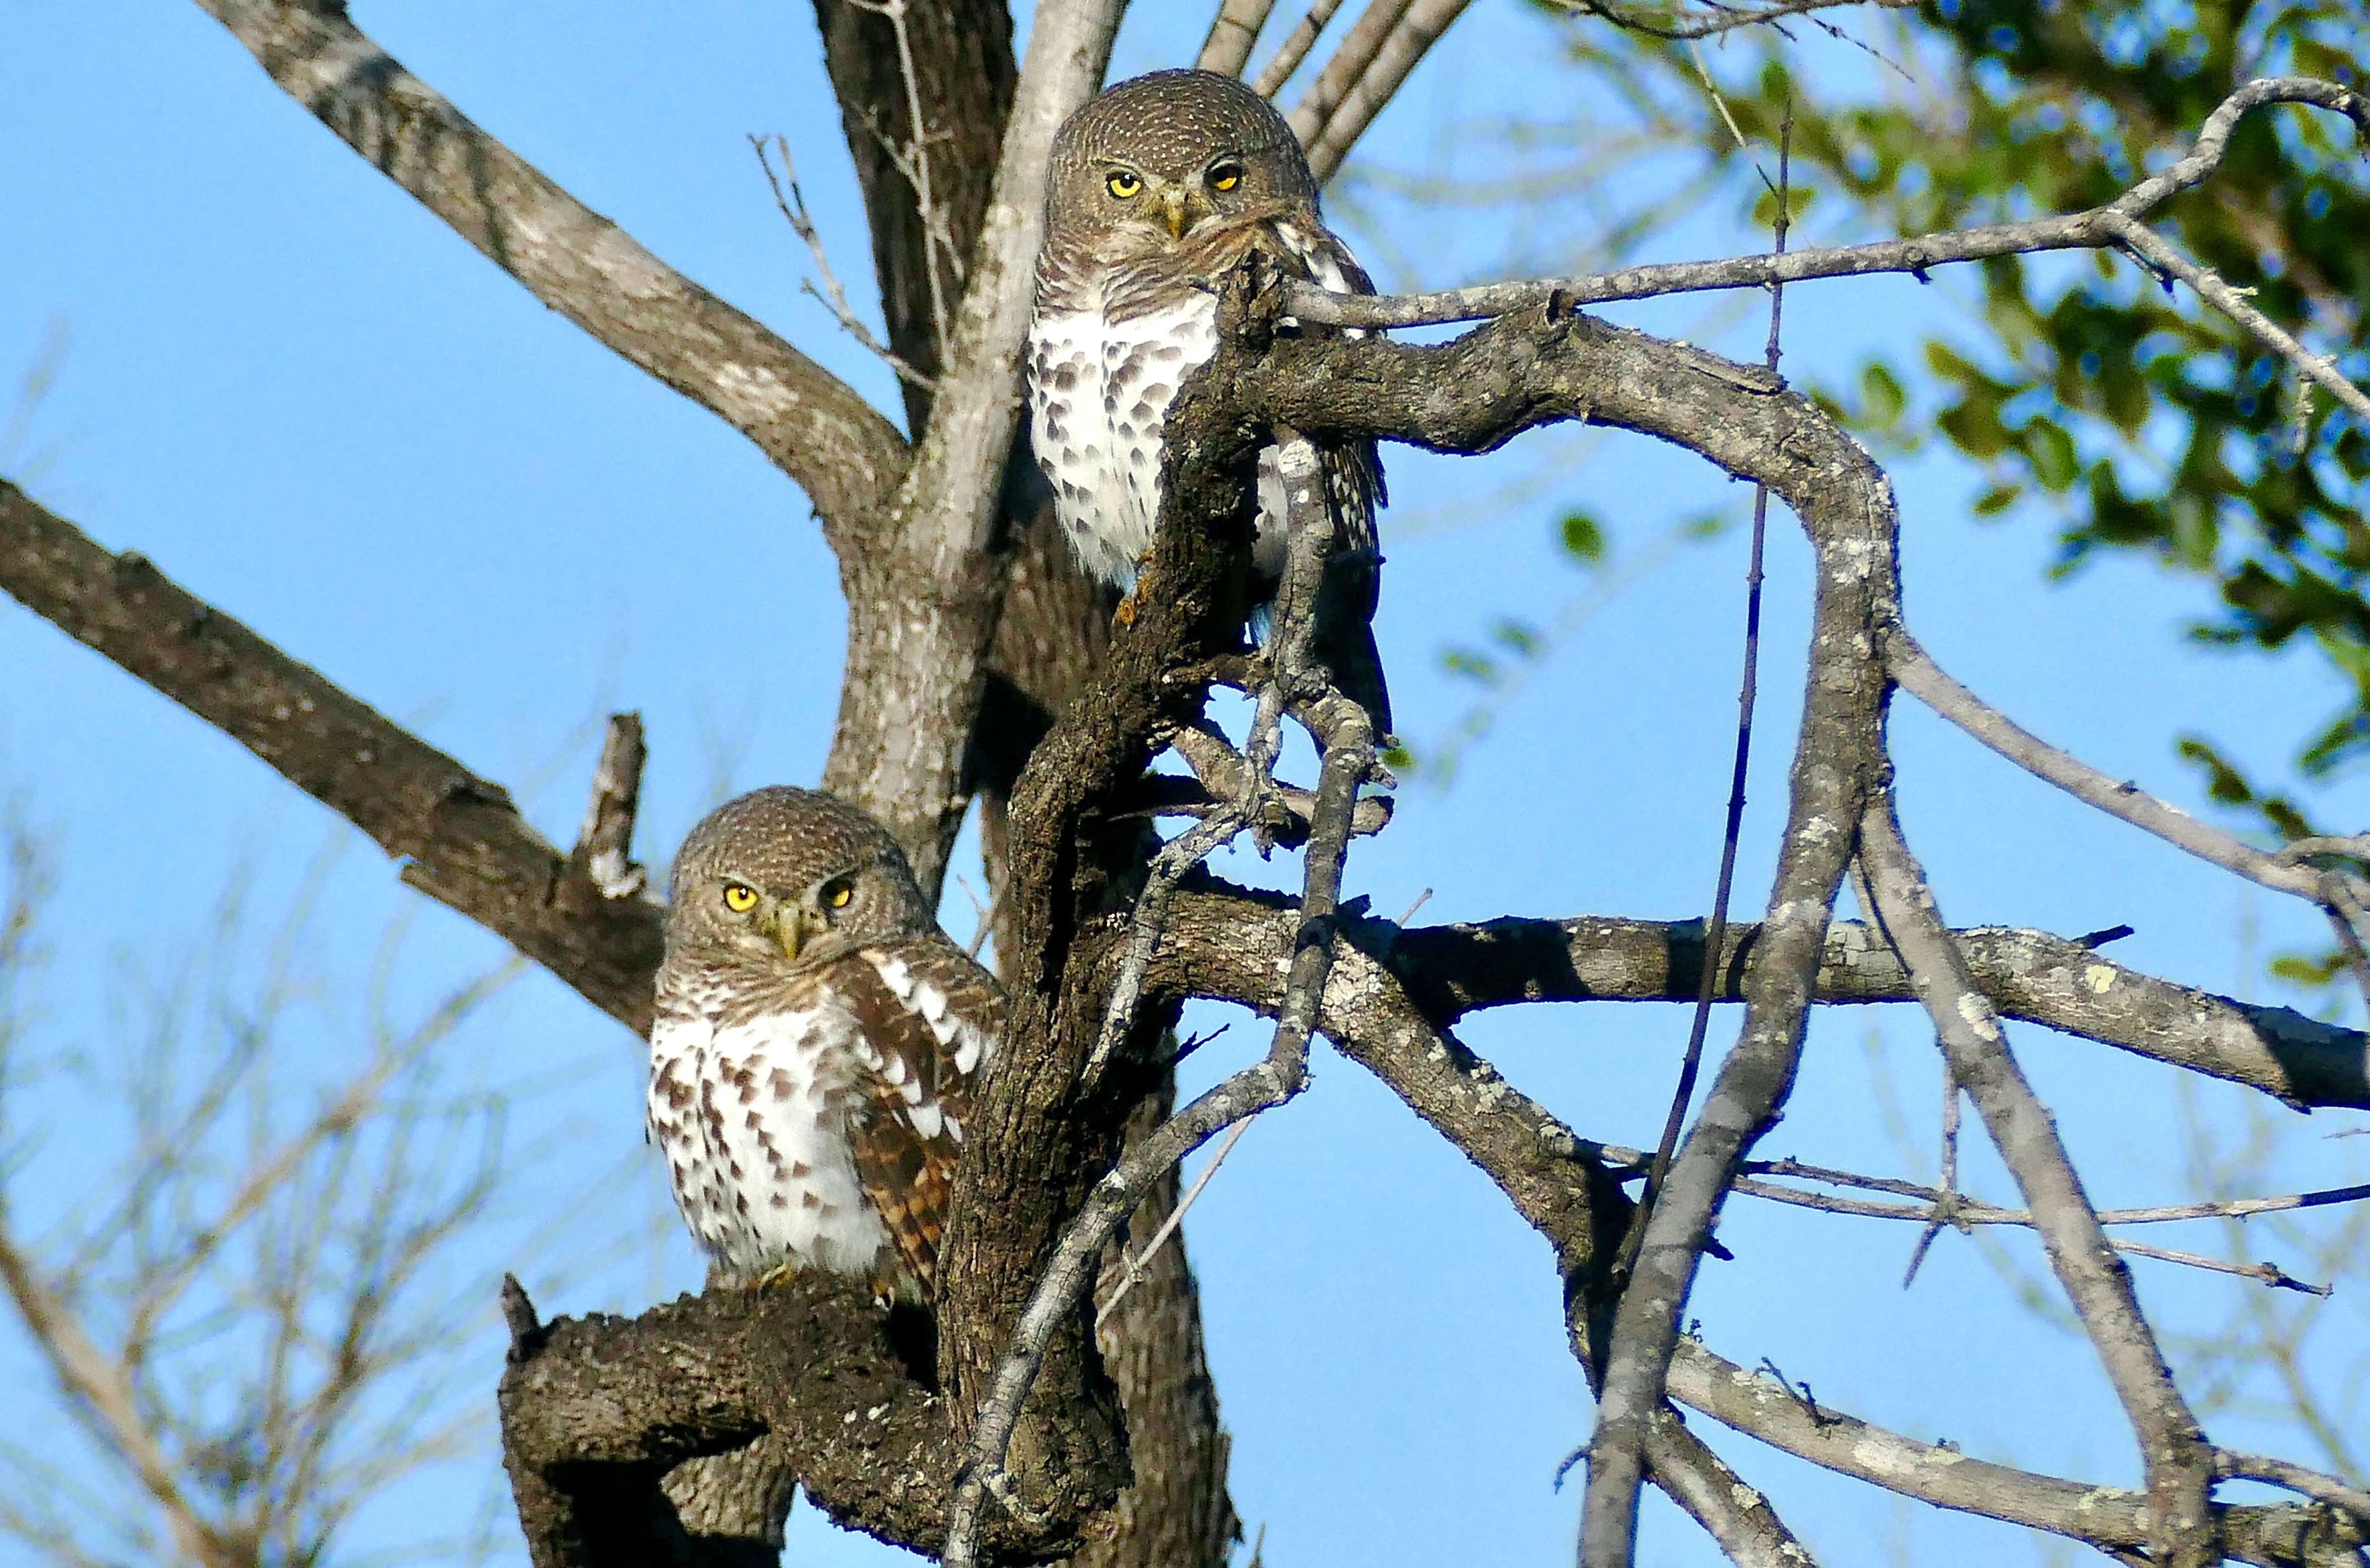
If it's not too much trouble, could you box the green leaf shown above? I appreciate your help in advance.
[1557,512,1607,566]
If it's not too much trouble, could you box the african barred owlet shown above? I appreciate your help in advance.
[1028,68,1391,731]
[649,787,999,1302]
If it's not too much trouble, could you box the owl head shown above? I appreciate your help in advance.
[664,786,930,973]
[1047,69,1317,247]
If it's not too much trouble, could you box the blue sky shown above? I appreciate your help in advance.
[4,4,2365,1565]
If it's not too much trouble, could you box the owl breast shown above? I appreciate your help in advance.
[1028,286,1223,593]
[647,997,895,1284]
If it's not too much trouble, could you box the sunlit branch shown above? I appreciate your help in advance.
[1287,79,2368,332]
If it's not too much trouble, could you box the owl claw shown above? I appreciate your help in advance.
[1113,590,1139,629]
[751,1262,801,1289]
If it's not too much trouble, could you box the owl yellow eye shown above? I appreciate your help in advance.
[1208,163,1242,193]
[721,882,758,914]
[822,877,855,911]
[1105,170,1142,200]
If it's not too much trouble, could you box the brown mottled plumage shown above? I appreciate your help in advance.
[649,787,999,1301]
[1028,69,1391,733]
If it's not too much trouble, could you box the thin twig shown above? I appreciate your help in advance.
[1285,79,2369,328]
[1903,1060,1964,1287]
[843,0,956,359]
[751,134,941,390]
[1083,810,1247,1084]
[1620,114,1788,1284]
[1096,1113,1257,1327]
[2099,210,2370,428]
[1547,0,1918,44]
[2215,1448,2370,1523]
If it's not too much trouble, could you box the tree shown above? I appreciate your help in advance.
[2,3,2366,1566]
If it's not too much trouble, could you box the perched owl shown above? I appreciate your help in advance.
[649,787,999,1303]
[1028,68,1391,733]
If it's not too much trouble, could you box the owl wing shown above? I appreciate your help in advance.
[1265,215,1393,735]
[829,936,1003,1299]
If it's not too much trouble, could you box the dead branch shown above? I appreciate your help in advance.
[1287,78,2369,332]
[1857,796,2218,1565]
[0,481,664,1033]
[1547,0,1919,44]
[1301,0,1478,183]
[1250,0,1350,97]
[1198,0,1281,76]
[1886,628,2332,902]
[1286,1,1414,147]
[188,0,908,536]
[570,713,648,901]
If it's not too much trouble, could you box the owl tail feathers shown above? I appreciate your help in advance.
[1312,545,1393,741]
[1314,617,1394,741]
[1250,574,1393,739]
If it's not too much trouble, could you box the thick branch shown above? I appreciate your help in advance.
[1147,884,2358,1568]
[0,482,663,1033]
[497,1275,1085,1566]
[818,0,1123,892]
[1391,912,2370,1112]
[190,0,909,536]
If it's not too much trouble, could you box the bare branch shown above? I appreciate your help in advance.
[1394,912,2369,1111]
[2216,1449,2370,1525]
[188,0,910,536]
[1286,78,2369,327]
[1251,0,1351,97]
[750,134,941,390]
[1568,311,1898,1566]
[1857,794,2218,1565]
[819,0,1122,889]
[2100,209,2370,428]
[1155,875,2351,1568]
[947,369,1380,1568]
[1286,1,1413,145]
[1301,0,1478,183]
[1547,0,1918,44]
[0,1230,237,1568]
[1886,626,2332,901]
[1199,0,1282,76]
[0,483,665,1033]
[1662,1342,2364,1567]
[570,713,647,901]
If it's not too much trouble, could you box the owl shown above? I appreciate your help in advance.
[1028,68,1391,733]
[648,786,999,1303]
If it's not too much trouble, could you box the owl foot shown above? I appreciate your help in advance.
[1112,589,1139,629]
[750,1262,802,1289]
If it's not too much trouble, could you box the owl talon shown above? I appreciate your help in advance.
[1113,590,1139,629]
[752,1263,801,1289]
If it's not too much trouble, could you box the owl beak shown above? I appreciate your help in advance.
[1159,184,1190,239]
[770,905,816,963]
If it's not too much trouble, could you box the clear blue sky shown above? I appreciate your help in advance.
[4,4,2364,1565]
